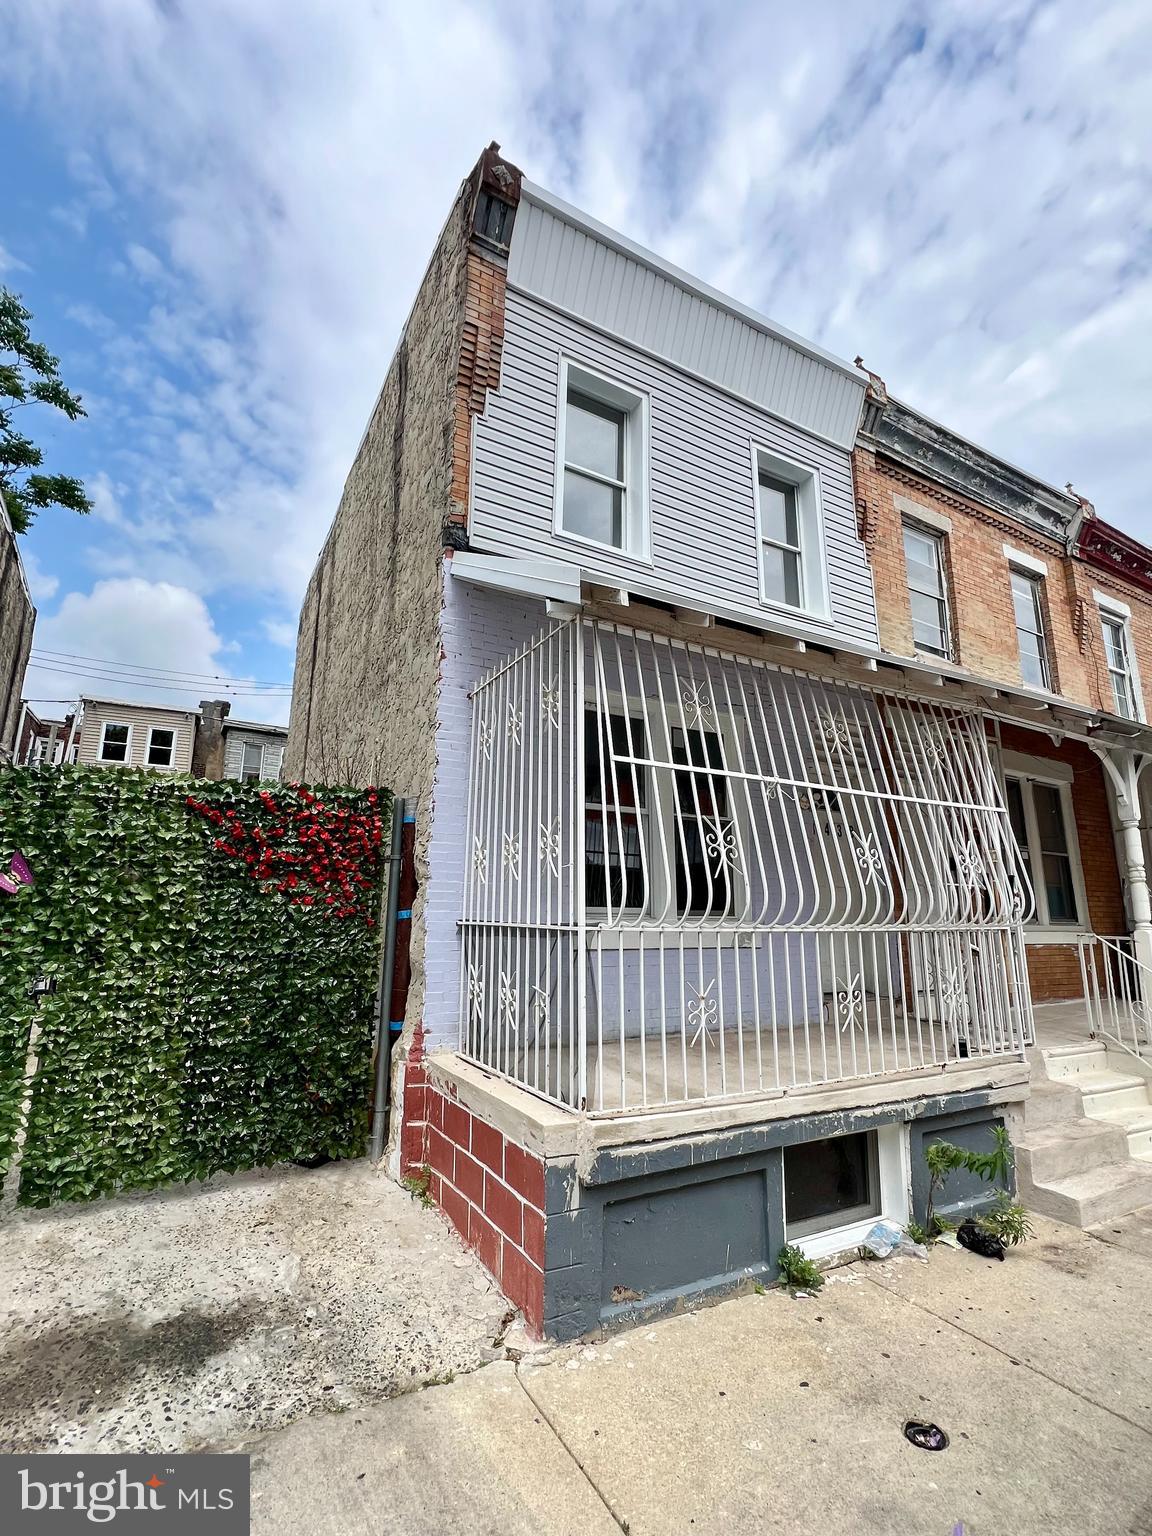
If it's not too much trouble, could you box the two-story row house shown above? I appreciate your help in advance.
[285,146,1152,1338]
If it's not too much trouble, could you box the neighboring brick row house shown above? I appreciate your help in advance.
[286,145,1152,1338]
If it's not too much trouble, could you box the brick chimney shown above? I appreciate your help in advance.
[193,698,231,779]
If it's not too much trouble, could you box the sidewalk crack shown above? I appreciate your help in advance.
[515,1364,631,1534]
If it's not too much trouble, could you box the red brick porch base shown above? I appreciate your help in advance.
[399,1030,545,1335]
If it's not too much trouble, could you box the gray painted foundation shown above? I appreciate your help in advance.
[541,1087,1021,1340]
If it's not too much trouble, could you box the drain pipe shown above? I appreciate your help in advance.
[369,796,406,1163]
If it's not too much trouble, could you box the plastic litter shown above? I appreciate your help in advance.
[957,1219,1006,1261]
[904,1420,949,1451]
[861,1220,929,1261]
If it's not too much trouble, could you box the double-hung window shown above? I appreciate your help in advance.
[99,722,130,763]
[146,727,176,767]
[584,711,648,914]
[558,363,647,558]
[1102,613,1139,719]
[241,742,266,782]
[752,449,827,617]
[671,724,735,917]
[1010,569,1051,689]
[903,523,952,658]
[758,475,803,608]
[1005,774,1081,927]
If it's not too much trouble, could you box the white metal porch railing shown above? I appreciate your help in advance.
[460,617,1035,1114]
[1078,934,1152,1062]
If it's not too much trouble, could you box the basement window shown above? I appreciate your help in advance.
[783,1131,880,1239]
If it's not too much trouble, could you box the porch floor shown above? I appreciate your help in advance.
[1031,1000,1099,1052]
[524,1015,1023,1114]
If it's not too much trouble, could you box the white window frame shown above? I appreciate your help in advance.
[98,720,132,764]
[582,692,749,937]
[749,444,830,620]
[240,741,267,781]
[787,1122,909,1262]
[1008,565,1051,691]
[553,358,651,563]
[1094,591,1145,722]
[145,726,177,769]
[1001,751,1089,939]
[902,520,953,660]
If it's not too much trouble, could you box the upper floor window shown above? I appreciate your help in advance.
[241,742,266,782]
[99,722,130,763]
[1010,569,1050,689]
[556,362,648,559]
[146,727,175,768]
[1101,612,1139,719]
[752,449,827,617]
[902,523,952,659]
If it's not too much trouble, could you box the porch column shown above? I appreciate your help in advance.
[1092,744,1152,974]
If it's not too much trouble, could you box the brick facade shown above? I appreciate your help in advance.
[400,1030,546,1335]
[854,421,1148,1003]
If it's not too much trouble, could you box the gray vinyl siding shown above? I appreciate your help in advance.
[509,191,864,451]
[223,730,286,781]
[470,290,879,647]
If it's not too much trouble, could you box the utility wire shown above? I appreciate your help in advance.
[30,647,293,689]
[25,662,293,700]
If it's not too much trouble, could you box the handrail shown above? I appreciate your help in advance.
[1077,934,1152,1063]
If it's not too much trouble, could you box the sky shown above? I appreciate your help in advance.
[1,0,1149,721]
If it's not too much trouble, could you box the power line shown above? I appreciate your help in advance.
[27,660,292,694]
[31,647,294,689]
[25,661,294,700]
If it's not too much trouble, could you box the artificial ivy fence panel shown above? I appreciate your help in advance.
[0,766,389,1207]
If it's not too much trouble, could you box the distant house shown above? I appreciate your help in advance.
[22,695,286,780]
[75,696,198,772]
[221,717,287,782]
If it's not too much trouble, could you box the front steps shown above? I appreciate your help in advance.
[1018,1040,1152,1227]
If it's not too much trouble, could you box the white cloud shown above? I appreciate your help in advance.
[21,549,59,602]
[26,577,291,722]
[262,617,298,649]
[0,0,1148,626]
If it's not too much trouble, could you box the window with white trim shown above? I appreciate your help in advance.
[99,722,130,763]
[557,363,647,557]
[1102,614,1139,719]
[903,522,952,658]
[1010,569,1050,689]
[146,727,176,767]
[241,741,265,782]
[585,710,648,913]
[753,449,827,617]
[1005,775,1082,927]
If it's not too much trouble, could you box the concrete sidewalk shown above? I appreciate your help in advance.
[249,1215,1152,1536]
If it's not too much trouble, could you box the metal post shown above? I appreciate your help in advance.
[368,797,406,1163]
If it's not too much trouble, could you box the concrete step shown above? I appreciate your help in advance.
[1016,1117,1131,1184]
[1041,1043,1109,1082]
[1091,1103,1152,1159]
[1021,1161,1152,1227]
[1024,1078,1084,1129]
[1078,1072,1151,1116]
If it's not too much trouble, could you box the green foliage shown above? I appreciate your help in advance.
[977,1190,1034,1247]
[402,1165,434,1207]
[923,1124,1023,1244]
[1,286,92,533]
[0,766,389,1205]
[777,1243,824,1292]
[904,1219,931,1246]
